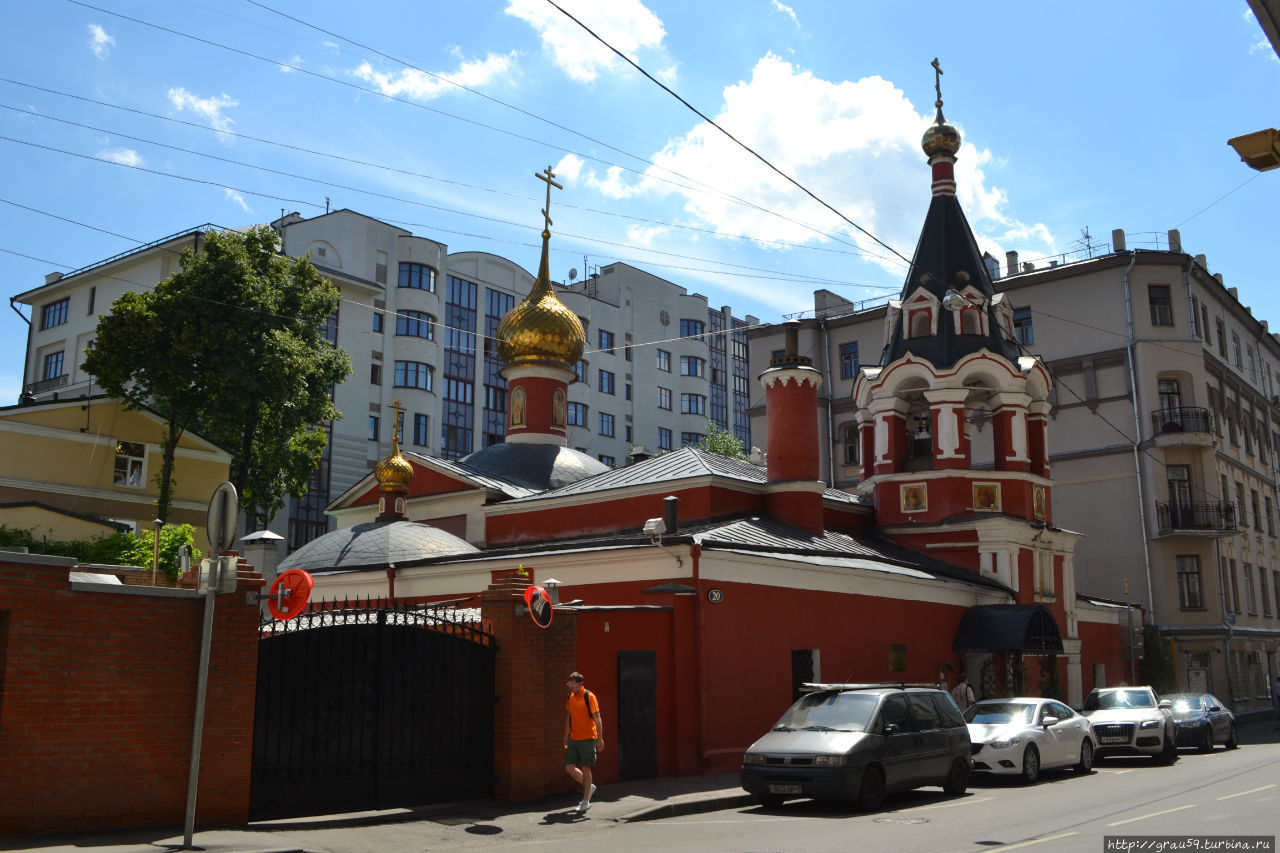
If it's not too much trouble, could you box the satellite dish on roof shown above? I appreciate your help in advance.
[568,267,578,282]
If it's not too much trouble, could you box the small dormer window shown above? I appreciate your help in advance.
[910,309,932,338]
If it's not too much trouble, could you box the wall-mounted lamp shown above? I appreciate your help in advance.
[643,517,666,544]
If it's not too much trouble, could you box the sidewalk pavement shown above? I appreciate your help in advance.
[1,773,755,853]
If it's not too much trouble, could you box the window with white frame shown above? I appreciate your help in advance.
[113,441,146,488]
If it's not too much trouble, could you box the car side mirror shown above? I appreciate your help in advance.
[1158,699,1172,709]
[1207,705,1220,712]
[1041,716,1060,727]
[883,723,901,735]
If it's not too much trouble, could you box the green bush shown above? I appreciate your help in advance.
[0,524,202,582]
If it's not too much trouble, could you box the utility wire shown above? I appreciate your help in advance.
[543,0,917,272]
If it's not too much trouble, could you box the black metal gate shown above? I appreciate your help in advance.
[250,600,495,821]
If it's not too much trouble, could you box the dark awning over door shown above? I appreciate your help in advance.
[953,604,1064,654]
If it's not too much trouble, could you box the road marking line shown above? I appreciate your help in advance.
[990,832,1079,850]
[1106,804,1196,826]
[1217,784,1277,801]
[911,796,996,811]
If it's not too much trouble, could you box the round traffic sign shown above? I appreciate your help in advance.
[206,482,238,555]
[267,569,314,621]
[523,584,553,628]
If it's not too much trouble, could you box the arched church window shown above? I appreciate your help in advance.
[961,307,981,335]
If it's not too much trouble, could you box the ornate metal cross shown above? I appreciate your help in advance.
[535,165,562,231]
[387,398,404,443]
[931,58,946,121]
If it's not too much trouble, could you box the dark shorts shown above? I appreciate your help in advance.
[564,737,597,767]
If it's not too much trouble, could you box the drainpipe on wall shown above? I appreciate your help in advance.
[690,542,706,770]
[1182,251,1199,342]
[1213,538,1234,701]
[819,318,836,487]
[1121,252,1157,620]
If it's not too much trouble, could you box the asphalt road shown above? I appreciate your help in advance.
[612,737,1280,853]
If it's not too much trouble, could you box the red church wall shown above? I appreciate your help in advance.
[882,529,980,573]
[822,504,875,532]
[1077,618,1130,694]
[486,486,763,546]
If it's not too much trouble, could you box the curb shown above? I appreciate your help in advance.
[614,793,756,823]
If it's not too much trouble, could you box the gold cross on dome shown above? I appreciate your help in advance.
[535,165,562,231]
[387,398,404,443]
[931,58,946,121]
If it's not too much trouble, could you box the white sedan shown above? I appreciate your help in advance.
[964,698,1097,783]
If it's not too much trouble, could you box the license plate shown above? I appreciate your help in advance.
[1100,736,1127,744]
[769,784,802,794]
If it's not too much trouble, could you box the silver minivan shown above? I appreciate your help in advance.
[740,683,972,810]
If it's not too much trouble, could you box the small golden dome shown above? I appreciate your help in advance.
[496,273,585,371]
[375,439,414,493]
[922,120,961,159]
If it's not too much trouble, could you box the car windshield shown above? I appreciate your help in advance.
[771,691,880,732]
[964,702,1035,725]
[1171,696,1204,712]
[1084,689,1155,711]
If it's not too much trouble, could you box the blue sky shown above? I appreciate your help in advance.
[2,1,1277,405]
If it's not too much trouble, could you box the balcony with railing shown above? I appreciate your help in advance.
[23,374,68,397]
[1151,407,1215,448]
[1156,501,1237,536]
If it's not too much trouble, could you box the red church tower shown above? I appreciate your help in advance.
[853,62,1081,693]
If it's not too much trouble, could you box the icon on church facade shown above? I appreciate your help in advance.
[1032,484,1046,521]
[901,483,927,512]
[973,482,1000,511]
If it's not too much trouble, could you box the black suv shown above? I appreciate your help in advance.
[740,683,972,810]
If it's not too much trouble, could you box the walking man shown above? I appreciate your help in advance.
[564,671,604,813]
[950,673,975,712]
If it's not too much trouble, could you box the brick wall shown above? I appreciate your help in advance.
[482,569,578,801]
[0,553,264,835]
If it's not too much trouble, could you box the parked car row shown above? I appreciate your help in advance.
[740,682,1238,811]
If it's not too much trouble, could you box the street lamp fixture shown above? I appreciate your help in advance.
[150,518,164,585]
[1227,128,1280,172]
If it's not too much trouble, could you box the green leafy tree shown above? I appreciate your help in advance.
[697,419,748,460]
[84,226,351,530]
[183,227,351,529]
[82,277,211,521]
[1140,625,1178,695]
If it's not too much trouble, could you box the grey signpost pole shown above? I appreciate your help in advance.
[183,482,238,849]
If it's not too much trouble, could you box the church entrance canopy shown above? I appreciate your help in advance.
[952,604,1064,654]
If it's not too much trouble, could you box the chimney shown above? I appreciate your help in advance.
[759,320,824,532]
[629,446,652,465]
[663,495,680,535]
[1168,229,1182,253]
[44,271,63,285]
[1005,251,1019,277]
[1195,254,1208,270]
[1112,229,1126,252]
[1022,262,1035,273]
[239,530,284,615]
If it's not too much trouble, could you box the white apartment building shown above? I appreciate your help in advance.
[748,228,1280,714]
[13,209,754,551]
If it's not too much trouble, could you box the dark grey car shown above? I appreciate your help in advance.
[740,683,972,810]
[1166,693,1238,752]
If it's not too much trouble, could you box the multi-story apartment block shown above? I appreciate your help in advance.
[13,209,754,552]
[748,228,1280,714]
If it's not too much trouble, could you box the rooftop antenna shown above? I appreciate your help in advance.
[325,197,331,214]
[568,267,578,283]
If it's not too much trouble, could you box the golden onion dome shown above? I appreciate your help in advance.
[375,438,414,493]
[922,119,961,159]
[496,275,585,371]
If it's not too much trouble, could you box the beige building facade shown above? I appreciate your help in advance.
[749,229,1280,713]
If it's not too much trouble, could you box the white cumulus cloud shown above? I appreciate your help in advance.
[564,53,1053,273]
[88,24,114,60]
[771,1,800,27]
[96,147,143,167]
[352,51,517,100]
[168,88,238,135]
[505,0,666,83]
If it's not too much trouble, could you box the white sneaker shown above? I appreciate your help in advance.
[577,799,591,813]
[589,783,598,799]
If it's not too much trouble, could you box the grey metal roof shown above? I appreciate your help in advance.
[692,516,1008,591]
[405,451,541,498]
[278,520,479,573]
[459,442,608,492]
[504,446,868,505]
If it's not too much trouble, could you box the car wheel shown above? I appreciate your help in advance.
[943,757,970,796]
[1020,744,1041,784]
[1075,739,1094,774]
[1157,727,1179,765]
[1226,724,1238,750]
[856,766,885,811]
[1198,726,1214,753]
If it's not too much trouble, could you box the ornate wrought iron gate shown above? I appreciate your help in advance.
[250,600,495,821]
